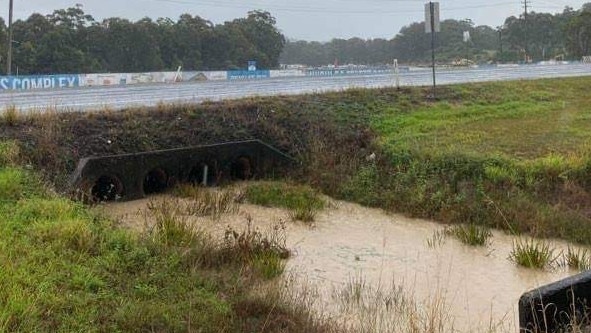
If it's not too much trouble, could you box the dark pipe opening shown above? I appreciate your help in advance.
[231,156,253,180]
[188,161,217,186]
[143,168,169,195]
[91,175,124,202]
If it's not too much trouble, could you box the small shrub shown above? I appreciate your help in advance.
[564,247,591,271]
[0,142,19,167]
[146,199,202,247]
[509,238,559,269]
[1,105,19,126]
[446,224,492,246]
[0,168,26,201]
[288,203,318,223]
[220,217,290,263]
[252,252,286,280]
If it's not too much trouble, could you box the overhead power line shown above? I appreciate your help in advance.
[149,0,517,15]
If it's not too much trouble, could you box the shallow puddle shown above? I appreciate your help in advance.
[101,194,582,332]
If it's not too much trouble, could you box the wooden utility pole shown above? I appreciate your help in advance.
[7,0,13,75]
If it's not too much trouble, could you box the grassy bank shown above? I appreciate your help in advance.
[2,77,591,245]
[0,142,332,332]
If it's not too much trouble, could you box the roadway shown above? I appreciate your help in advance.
[2,63,590,112]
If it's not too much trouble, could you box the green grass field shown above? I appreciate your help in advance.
[338,77,591,244]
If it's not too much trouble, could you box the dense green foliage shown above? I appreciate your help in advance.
[281,3,591,65]
[2,6,285,74]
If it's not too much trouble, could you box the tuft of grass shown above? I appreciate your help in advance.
[446,224,492,246]
[509,238,559,269]
[1,105,19,126]
[174,184,239,219]
[426,229,447,248]
[564,247,591,271]
[218,216,290,275]
[330,272,454,332]
[146,198,202,247]
[0,142,20,167]
[245,182,325,222]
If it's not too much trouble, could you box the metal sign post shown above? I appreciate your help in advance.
[425,2,440,99]
[394,58,400,89]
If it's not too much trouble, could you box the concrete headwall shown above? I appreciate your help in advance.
[519,270,591,332]
[70,140,294,202]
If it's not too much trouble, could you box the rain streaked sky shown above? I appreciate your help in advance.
[4,0,588,41]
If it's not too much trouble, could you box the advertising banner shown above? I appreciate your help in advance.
[227,70,271,80]
[305,68,392,77]
[0,75,80,90]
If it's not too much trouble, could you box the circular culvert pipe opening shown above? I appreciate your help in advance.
[143,168,169,195]
[231,156,253,180]
[189,162,217,186]
[91,175,124,202]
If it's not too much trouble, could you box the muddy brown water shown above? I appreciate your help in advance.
[101,194,581,332]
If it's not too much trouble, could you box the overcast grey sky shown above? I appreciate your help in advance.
[3,0,589,41]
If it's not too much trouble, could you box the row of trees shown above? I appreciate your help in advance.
[0,6,285,74]
[1,4,590,74]
[281,4,591,65]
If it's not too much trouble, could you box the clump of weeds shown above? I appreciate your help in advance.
[245,181,325,223]
[446,224,492,246]
[563,247,591,271]
[174,184,240,219]
[509,238,560,269]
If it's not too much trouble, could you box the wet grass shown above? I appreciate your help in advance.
[446,224,492,246]
[173,184,240,219]
[245,182,325,222]
[330,272,456,332]
[509,238,560,269]
[564,247,591,271]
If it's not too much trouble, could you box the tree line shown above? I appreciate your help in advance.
[281,3,591,66]
[0,5,285,75]
[1,4,591,75]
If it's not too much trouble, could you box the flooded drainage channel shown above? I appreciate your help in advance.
[103,196,581,332]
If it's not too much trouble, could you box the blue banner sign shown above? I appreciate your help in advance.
[0,75,80,90]
[306,68,393,77]
[227,70,270,80]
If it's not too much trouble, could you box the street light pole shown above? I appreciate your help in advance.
[7,0,13,75]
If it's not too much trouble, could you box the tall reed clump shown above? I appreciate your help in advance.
[245,182,325,223]
[446,224,492,246]
[564,247,591,271]
[509,238,559,269]
[331,273,454,333]
[173,184,239,219]
[1,105,19,126]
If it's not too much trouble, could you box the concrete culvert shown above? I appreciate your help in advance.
[91,175,124,202]
[143,168,169,195]
[231,156,253,180]
[189,162,217,186]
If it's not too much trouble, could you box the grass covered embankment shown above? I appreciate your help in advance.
[2,76,591,246]
[0,142,331,332]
